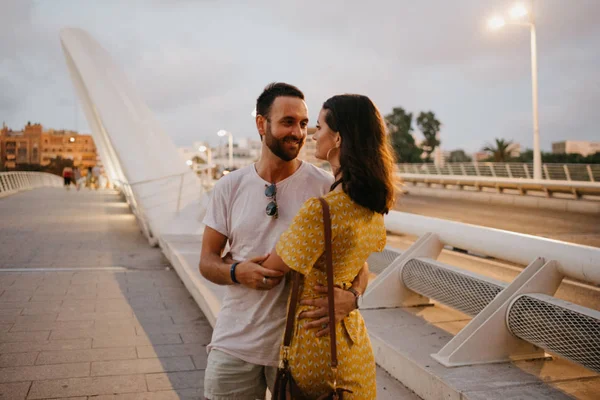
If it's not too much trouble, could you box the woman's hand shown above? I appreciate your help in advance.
[298,285,357,337]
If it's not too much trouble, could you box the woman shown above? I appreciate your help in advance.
[260,94,396,398]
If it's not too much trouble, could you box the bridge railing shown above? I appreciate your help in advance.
[364,212,600,373]
[398,162,600,182]
[399,173,600,198]
[0,171,63,196]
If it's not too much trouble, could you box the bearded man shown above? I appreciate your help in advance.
[199,82,369,400]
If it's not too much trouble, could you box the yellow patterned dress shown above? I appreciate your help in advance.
[275,190,386,399]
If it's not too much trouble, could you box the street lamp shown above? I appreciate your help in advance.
[488,2,542,180]
[198,145,212,178]
[217,130,233,169]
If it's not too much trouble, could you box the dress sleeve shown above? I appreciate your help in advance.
[276,197,325,275]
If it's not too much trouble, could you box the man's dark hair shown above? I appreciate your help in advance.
[256,82,304,119]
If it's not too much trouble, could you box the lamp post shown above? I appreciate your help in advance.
[217,130,233,170]
[198,145,212,179]
[488,2,542,180]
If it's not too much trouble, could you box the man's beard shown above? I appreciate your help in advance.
[264,123,305,162]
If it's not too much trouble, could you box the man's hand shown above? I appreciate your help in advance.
[298,285,357,337]
[235,255,284,290]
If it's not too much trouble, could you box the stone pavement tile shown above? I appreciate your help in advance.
[0,382,31,399]
[0,301,29,310]
[50,326,136,340]
[11,314,59,324]
[21,303,64,315]
[0,330,49,342]
[0,338,91,354]
[179,330,213,345]
[91,356,195,376]
[0,352,38,367]
[136,344,208,359]
[10,319,94,332]
[92,388,204,400]
[57,311,133,321]
[37,347,137,365]
[145,370,204,391]
[93,333,182,348]
[0,324,12,333]
[34,285,69,296]
[0,309,23,317]
[0,362,89,383]
[134,322,210,336]
[28,374,148,399]
[191,354,207,370]
[0,291,33,302]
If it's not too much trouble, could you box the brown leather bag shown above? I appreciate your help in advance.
[273,198,352,400]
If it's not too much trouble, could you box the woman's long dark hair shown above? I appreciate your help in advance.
[323,94,396,214]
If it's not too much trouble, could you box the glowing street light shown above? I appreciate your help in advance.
[185,159,193,167]
[510,3,528,19]
[486,1,542,180]
[217,130,233,169]
[488,16,506,30]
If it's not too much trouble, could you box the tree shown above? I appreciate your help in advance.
[416,111,441,161]
[448,150,472,163]
[385,107,423,163]
[482,138,514,162]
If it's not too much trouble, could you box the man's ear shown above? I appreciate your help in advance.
[256,115,267,137]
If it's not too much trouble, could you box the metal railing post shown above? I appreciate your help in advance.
[488,163,497,177]
[474,162,480,176]
[505,164,513,178]
[523,164,531,179]
[460,163,467,176]
[176,173,185,213]
[543,164,550,180]
[587,165,595,182]
[563,165,572,181]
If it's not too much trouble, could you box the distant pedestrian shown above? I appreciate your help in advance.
[92,165,101,190]
[73,166,82,191]
[86,166,93,189]
[62,166,73,190]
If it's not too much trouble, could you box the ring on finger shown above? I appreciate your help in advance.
[262,276,268,285]
[321,322,328,329]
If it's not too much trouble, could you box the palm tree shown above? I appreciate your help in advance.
[483,138,514,162]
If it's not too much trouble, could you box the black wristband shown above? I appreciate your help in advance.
[230,262,241,284]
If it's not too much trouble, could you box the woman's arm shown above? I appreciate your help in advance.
[260,249,291,275]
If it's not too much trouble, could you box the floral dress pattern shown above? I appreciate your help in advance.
[275,190,386,399]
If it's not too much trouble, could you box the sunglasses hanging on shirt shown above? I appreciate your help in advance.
[265,183,278,219]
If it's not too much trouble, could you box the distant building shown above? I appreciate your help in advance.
[473,151,489,162]
[0,122,97,170]
[552,141,600,157]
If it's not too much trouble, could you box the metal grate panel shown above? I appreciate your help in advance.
[508,294,600,373]
[402,258,506,316]
[367,248,402,275]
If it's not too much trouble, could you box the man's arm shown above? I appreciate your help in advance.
[299,262,370,337]
[199,226,284,289]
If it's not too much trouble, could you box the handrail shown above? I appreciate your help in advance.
[385,211,600,285]
[0,171,63,196]
[398,162,599,182]
[399,173,600,197]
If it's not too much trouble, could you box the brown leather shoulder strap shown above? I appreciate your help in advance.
[318,197,338,369]
[282,272,301,349]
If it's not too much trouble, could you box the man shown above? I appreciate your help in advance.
[199,82,369,400]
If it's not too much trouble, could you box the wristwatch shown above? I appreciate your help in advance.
[347,287,363,310]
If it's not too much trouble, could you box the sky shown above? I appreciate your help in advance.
[1,0,599,153]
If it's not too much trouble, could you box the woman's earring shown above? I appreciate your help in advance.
[326,147,341,171]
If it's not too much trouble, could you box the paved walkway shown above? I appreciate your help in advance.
[0,188,418,399]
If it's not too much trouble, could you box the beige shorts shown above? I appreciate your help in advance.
[204,349,277,400]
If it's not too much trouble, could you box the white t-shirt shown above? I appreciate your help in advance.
[203,161,333,366]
